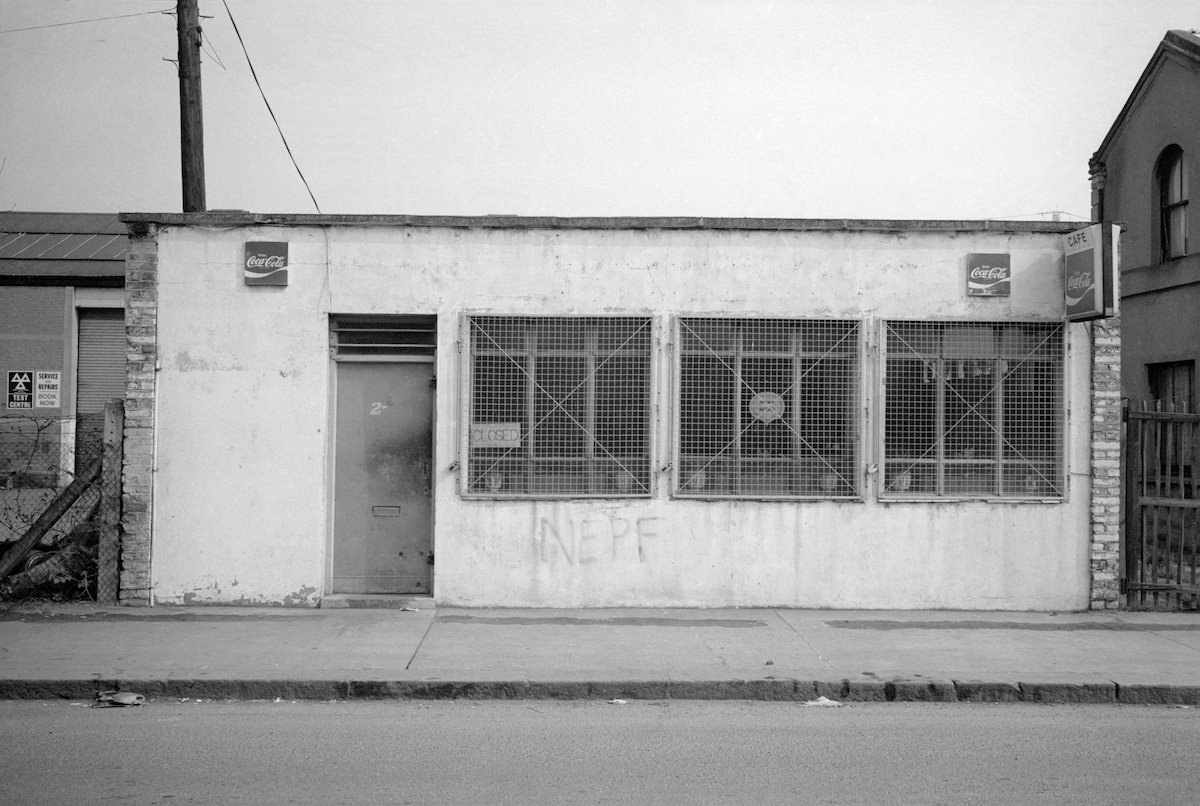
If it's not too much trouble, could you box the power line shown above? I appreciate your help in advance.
[221,0,320,213]
[0,8,174,34]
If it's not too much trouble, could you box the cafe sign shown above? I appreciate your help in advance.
[1064,224,1119,321]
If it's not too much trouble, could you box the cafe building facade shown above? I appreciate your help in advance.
[116,213,1121,610]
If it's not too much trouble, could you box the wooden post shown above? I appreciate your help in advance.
[178,0,206,212]
[97,399,125,603]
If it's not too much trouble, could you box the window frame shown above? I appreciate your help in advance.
[1148,360,1194,414]
[878,320,1067,501]
[671,316,864,500]
[461,314,655,499]
[1157,145,1189,262]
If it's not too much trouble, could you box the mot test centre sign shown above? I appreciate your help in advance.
[1064,223,1119,321]
[7,371,32,409]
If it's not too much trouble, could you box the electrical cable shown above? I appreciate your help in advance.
[220,0,321,213]
[0,8,174,34]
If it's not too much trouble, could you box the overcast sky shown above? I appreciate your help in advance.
[0,0,1195,220]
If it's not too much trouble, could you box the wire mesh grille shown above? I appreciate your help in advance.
[677,318,860,498]
[467,316,652,496]
[882,321,1064,498]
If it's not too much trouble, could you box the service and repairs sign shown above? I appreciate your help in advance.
[35,371,61,408]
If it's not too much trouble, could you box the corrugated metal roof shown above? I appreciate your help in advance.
[0,231,128,261]
[0,212,127,280]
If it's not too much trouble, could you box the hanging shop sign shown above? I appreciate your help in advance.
[1064,224,1119,321]
[966,253,1010,296]
[244,241,289,286]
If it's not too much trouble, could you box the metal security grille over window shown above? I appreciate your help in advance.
[676,318,860,498]
[467,316,652,497]
[882,321,1064,499]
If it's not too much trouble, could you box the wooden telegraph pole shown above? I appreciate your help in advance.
[177,0,206,211]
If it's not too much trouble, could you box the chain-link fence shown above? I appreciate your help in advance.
[0,405,122,602]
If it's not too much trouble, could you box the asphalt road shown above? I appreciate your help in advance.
[1,699,1198,805]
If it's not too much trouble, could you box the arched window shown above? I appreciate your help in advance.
[1157,145,1188,261]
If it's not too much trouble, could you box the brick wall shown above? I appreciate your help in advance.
[1090,316,1122,609]
[120,229,158,603]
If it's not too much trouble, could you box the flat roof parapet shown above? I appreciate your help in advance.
[119,212,1084,234]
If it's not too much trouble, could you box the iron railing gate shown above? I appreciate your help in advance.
[1124,409,1200,609]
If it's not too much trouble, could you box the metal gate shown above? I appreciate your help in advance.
[1124,409,1200,609]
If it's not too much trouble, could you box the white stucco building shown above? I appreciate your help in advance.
[115,214,1121,610]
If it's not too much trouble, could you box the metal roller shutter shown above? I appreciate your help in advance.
[77,308,125,413]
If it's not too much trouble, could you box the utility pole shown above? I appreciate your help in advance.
[177,0,206,212]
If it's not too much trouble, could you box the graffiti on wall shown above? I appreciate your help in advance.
[534,511,662,566]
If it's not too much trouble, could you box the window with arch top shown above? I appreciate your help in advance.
[1157,145,1188,261]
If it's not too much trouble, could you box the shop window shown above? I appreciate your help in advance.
[675,318,860,498]
[466,316,652,497]
[1157,145,1188,261]
[882,321,1064,499]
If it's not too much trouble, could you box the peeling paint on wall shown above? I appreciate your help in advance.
[174,351,247,373]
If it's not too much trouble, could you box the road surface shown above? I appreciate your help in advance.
[1,699,1197,804]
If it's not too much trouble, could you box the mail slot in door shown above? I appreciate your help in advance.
[372,505,402,517]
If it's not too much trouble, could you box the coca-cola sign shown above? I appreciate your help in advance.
[244,241,289,286]
[966,253,1010,296]
[1063,224,1119,321]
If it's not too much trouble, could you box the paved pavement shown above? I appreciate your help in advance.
[2,601,1199,703]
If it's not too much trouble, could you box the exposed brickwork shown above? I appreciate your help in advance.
[1088,161,1106,222]
[1090,316,1122,609]
[120,230,158,604]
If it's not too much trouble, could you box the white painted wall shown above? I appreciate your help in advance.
[149,223,1091,609]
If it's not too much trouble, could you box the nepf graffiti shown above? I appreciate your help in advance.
[534,513,662,566]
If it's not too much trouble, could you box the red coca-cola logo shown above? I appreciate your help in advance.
[1067,272,1093,291]
[969,267,1008,280]
[244,241,288,285]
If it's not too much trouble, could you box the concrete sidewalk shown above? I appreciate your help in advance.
[2,602,1199,704]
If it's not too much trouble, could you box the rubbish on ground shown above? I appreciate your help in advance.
[801,695,842,708]
[401,606,419,611]
[92,690,145,707]
[607,698,628,705]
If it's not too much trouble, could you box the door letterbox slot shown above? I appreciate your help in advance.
[372,505,402,517]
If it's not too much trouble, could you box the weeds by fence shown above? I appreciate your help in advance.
[0,403,123,602]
